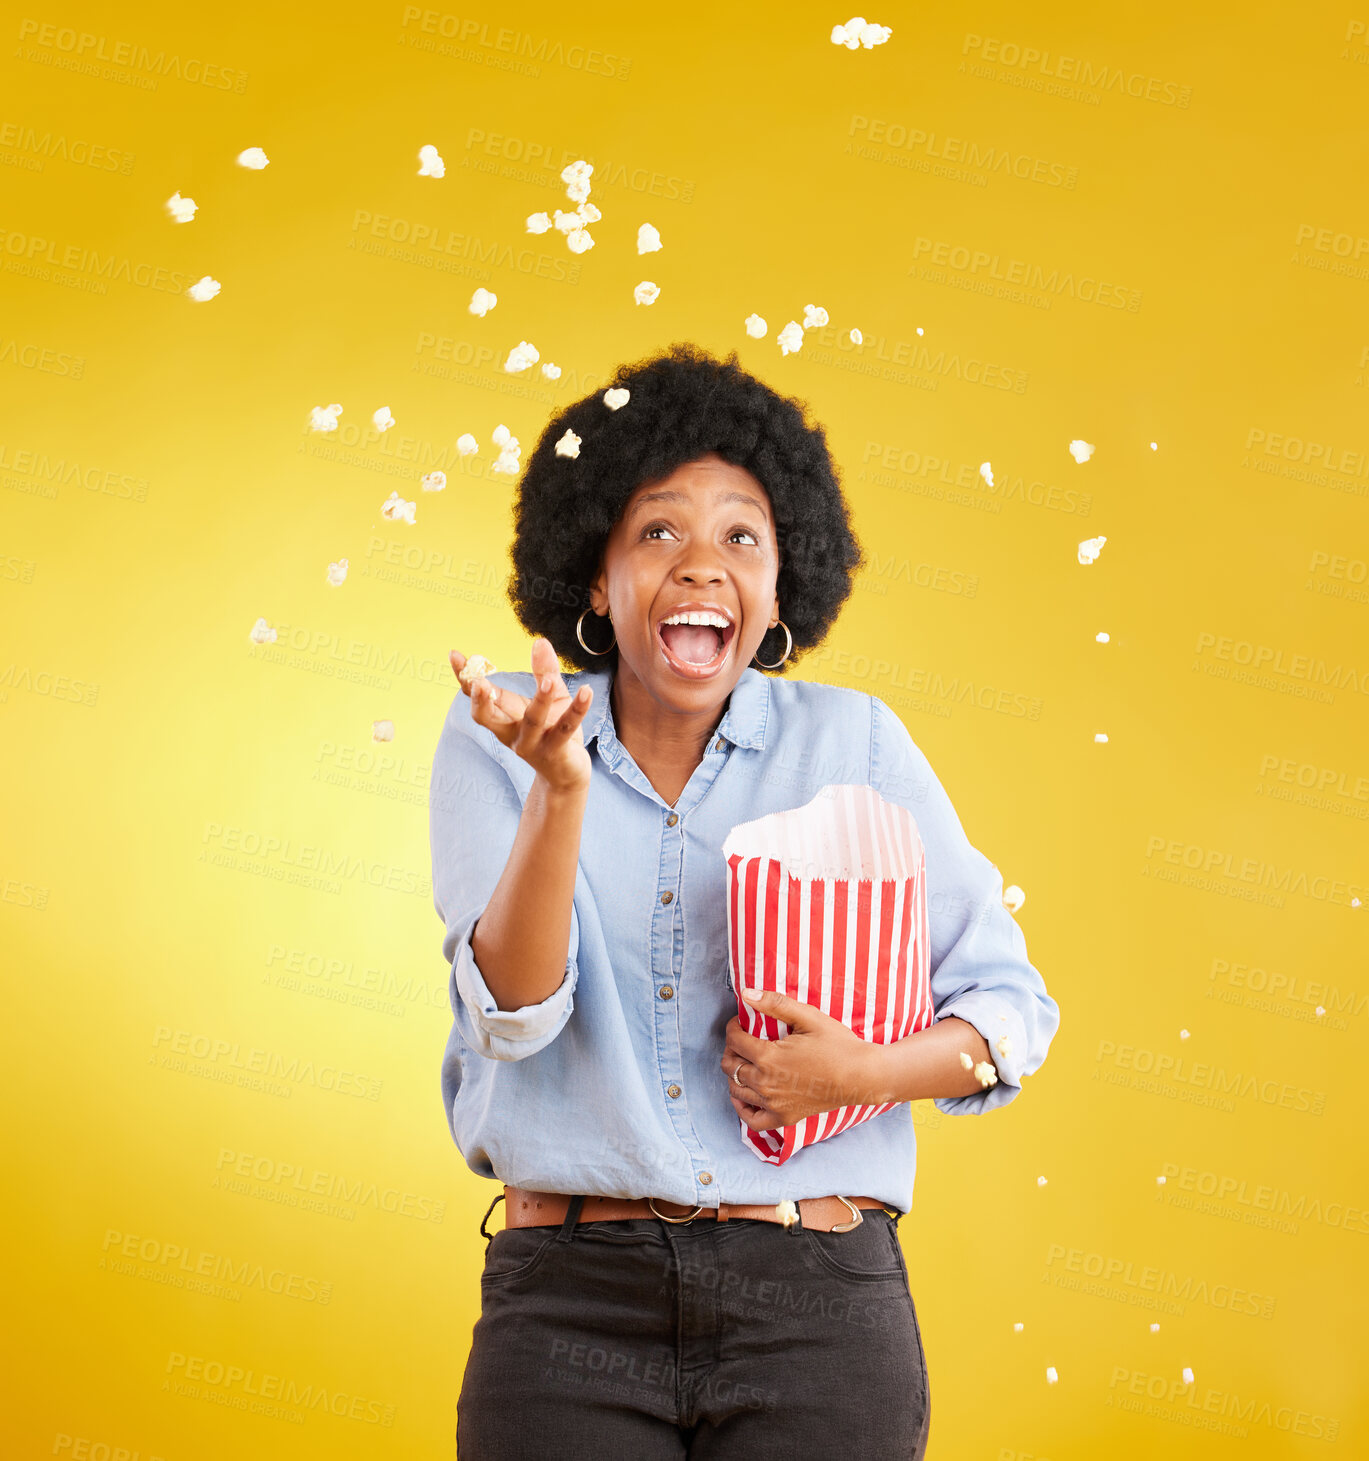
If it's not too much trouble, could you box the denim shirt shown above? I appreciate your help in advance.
[429,663,1060,1214]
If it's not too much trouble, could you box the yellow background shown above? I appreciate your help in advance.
[4,1,1367,1455]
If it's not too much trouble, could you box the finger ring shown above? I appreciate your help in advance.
[732,1060,747,1088]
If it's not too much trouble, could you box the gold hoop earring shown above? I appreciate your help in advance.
[752,619,792,670]
[575,606,616,655]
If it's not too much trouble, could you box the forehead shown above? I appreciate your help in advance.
[624,454,773,518]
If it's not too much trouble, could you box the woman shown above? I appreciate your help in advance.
[430,342,1060,1457]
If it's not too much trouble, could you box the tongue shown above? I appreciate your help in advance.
[661,623,723,665]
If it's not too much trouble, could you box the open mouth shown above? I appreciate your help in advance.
[656,618,737,676]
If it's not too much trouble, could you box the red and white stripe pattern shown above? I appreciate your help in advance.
[723,784,932,1165]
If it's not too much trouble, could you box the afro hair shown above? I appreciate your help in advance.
[506,341,866,674]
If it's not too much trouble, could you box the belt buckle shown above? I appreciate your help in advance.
[647,1197,705,1224]
[829,1196,865,1234]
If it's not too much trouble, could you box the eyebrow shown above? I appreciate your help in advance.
[630,488,768,514]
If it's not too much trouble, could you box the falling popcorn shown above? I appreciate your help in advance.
[237,147,270,169]
[561,159,593,200]
[381,490,416,524]
[995,1035,1012,1059]
[1068,439,1095,464]
[492,424,513,447]
[775,1199,800,1231]
[1150,1323,1160,1333]
[1037,1175,1048,1187]
[373,406,395,432]
[1179,1029,1190,1040]
[468,287,498,317]
[850,327,863,344]
[1094,733,1109,743]
[638,222,662,253]
[310,404,343,432]
[1156,1175,1167,1185]
[249,617,277,645]
[1354,897,1363,908]
[1046,1367,1058,1384]
[555,429,581,459]
[1096,631,1110,643]
[186,276,221,302]
[417,143,445,178]
[491,426,522,475]
[974,1060,998,1088]
[491,449,521,475]
[541,362,561,381]
[916,326,924,335]
[831,16,893,48]
[504,341,540,373]
[745,314,768,339]
[526,212,552,234]
[1182,1368,1194,1385]
[1316,1005,1326,1017]
[372,720,395,742]
[566,228,594,254]
[803,304,828,329]
[456,433,479,456]
[1003,885,1026,913]
[979,462,994,488]
[777,320,804,355]
[325,559,348,587]
[603,387,630,411]
[165,191,197,223]
[1013,1322,1024,1333]
[1150,441,1158,451]
[634,280,660,306]
[421,471,447,492]
[958,1051,974,1071]
[458,654,496,686]
[1077,535,1107,565]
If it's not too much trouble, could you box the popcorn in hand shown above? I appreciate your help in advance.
[165,191,197,223]
[186,276,221,301]
[373,406,395,432]
[775,1199,800,1231]
[469,287,498,316]
[237,147,270,169]
[555,429,581,459]
[458,654,496,686]
[526,211,552,234]
[566,227,594,253]
[326,559,348,587]
[372,719,395,741]
[958,1051,974,1071]
[1068,439,1095,464]
[1002,884,1025,912]
[504,341,540,373]
[603,388,630,410]
[973,1060,998,1088]
[849,327,863,344]
[249,617,277,644]
[310,403,343,432]
[417,144,445,177]
[745,314,768,338]
[456,433,478,456]
[979,461,994,487]
[638,222,662,253]
[634,280,660,306]
[777,320,804,355]
[802,304,828,329]
[381,490,416,524]
[831,16,893,49]
[541,362,561,380]
[1077,535,1107,565]
[421,471,447,491]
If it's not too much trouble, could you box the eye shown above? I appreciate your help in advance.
[729,528,760,545]
[642,521,675,539]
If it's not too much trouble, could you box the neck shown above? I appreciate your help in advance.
[609,665,727,781]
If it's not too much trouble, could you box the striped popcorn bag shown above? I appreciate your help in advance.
[722,783,933,1165]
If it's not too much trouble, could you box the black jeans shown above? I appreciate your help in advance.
[457,1200,931,1457]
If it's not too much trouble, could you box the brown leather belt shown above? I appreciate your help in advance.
[502,1187,892,1234]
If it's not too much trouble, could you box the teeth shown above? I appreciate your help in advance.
[661,611,731,629]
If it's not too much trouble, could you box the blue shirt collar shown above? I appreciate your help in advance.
[575,663,771,766]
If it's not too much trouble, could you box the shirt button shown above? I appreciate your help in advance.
[699,1172,714,1186]
[661,890,674,905]
[667,1084,681,1099]
[658,985,674,1001]
[666,812,678,827]
[715,737,724,751]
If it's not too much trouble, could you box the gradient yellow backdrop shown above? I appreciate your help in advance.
[4,1,1367,1456]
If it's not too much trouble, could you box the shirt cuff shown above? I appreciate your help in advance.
[931,992,1030,1116]
[451,921,576,1061]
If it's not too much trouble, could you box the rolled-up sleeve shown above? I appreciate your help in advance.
[870,696,1060,1115]
[429,680,579,1061]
